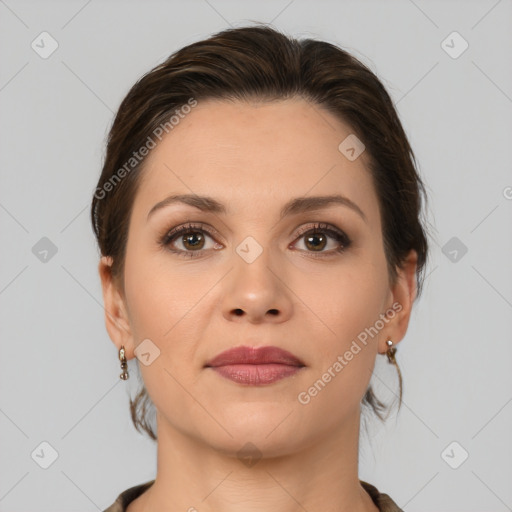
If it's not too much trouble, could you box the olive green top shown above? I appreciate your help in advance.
[103,479,404,511]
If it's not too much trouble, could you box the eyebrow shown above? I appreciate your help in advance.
[147,193,368,224]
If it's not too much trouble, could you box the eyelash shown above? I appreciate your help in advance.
[159,222,352,259]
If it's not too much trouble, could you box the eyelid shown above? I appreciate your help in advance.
[160,220,352,260]
[162,221,348,242]
[161,222,223,244]
[293,221,345,237]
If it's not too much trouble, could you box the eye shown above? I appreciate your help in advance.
[160,221,351,259]
[292,222,351,257]
[160,223,222,258]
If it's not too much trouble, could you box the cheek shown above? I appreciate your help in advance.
[297,259,387,335]
[296,287,382,418]
[295,261,387,401]
[124,266,171,340]
[122,248,207,427]
[122,242,214,376]
[123,239,193,337]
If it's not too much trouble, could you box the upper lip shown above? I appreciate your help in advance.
[205,345,305,367]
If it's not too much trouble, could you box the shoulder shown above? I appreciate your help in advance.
[360,480,404,512]
[102,480,155,512]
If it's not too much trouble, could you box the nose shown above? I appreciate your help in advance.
[221,247,294,324]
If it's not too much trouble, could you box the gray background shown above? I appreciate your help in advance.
[1,0,511,510]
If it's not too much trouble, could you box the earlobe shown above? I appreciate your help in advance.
[380,250,418,353]
[98,256,135,358]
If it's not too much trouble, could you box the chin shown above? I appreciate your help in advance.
[205,429,307,462]
[197,404,305,454]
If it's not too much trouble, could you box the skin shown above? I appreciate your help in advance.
[99,97,417,512]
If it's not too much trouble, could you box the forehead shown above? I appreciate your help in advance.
[133,98,379,224]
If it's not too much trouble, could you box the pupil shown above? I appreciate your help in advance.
[185,232,203,249]
[307,234,325,250]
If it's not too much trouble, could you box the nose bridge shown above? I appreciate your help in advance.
[221,234,292,322]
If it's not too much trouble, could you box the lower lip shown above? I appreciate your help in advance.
[208,364,303,385]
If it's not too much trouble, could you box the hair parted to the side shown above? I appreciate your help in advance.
[91,24,431,441]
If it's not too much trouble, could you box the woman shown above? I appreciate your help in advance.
[93,24,430,512]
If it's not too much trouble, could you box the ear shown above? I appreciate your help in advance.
[379,249,418,354]
[98,256,136,359]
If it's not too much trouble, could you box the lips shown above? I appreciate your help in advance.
[204,345,305,385]
[204,345,305,368]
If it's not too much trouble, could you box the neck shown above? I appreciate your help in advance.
[133,408,378,512]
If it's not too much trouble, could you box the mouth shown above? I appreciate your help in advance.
[204,345,305,385]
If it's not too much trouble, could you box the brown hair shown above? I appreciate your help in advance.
[91,24,430,441]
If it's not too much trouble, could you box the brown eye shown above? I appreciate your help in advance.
[294,223,351,257]
[180,231,205,251]
[161,223,222,258]
[304,232,328,251]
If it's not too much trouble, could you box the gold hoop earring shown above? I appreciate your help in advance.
[385,338,403,406]
[119,345,129,380]
[385,339,397,364]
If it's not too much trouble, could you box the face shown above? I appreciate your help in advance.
[100,97,417,456]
